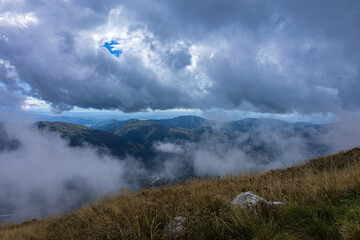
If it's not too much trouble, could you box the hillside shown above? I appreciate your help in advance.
[91,116,212,132]
[1,148,360,239]
[113,120,192,146]
[35,121,147,159]
[91,119,139,133]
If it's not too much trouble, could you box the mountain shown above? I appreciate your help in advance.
[90,116,326,139]
[30,117,333,177]
[113,120,192,146]
[226,118,293,132]
[36,117,331,167]
[35,121,146,159]
[225,118,328,135]
[149,115,213,129]
[91,116,212,133]
[224,118,328,143]
[33,115,98,126]
[90,119,137,132]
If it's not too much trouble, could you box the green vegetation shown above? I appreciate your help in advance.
[91,116,212,132]
[1,148,360,239]
[114,120,192,146]
[91,119,138,133]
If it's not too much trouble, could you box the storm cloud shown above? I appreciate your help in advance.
[0,0,360,114]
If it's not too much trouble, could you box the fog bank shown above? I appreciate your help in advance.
[0,122,144,222]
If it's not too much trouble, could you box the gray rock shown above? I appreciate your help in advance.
[167,216,186,236]
[231,191,283,208]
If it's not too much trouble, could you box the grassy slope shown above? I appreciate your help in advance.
[1,148,360,239]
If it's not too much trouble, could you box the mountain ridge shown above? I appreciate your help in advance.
[35,121,148,159]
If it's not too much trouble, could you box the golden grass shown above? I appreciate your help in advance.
[1,148,360,239]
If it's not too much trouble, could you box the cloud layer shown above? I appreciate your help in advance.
[0,122,143,222]
[0,0,360,114]
[153,115,360,179]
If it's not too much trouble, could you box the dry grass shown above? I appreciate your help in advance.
[1,148,360,239]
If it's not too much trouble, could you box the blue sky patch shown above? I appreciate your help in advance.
[102,40,123,58]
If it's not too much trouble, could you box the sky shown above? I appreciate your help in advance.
[1,0,360,121]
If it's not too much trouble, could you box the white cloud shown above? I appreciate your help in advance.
[154,142,183,154]
[0,12,38,28]
[0,122,144,222]
[21,97,50,110]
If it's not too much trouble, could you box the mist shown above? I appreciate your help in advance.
[320,114,360,152]
[154,131,312,179]
[154,117,360,179]
[0,122,144,222]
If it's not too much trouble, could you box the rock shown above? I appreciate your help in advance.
[231,191,283,208]
[167,216,186,237]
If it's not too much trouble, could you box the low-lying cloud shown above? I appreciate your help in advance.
[154,117,360,179]
[154,130,313,179]
[0,122,144,222]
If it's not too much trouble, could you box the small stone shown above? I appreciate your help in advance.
[231,191,283,208]
[167,216,186,237]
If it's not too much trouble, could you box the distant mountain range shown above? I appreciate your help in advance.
[90,115,213,132]
[91,116,329,155]
[113,120,192,146]
[34,119,197,169]
[1,116,331,173]
[149,115,213,129]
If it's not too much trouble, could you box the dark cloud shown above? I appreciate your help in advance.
[164,48,192,70]
[0,0,359,114]
[0,87,24,109]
